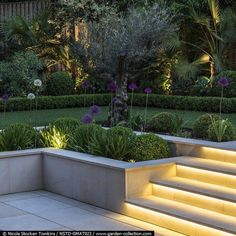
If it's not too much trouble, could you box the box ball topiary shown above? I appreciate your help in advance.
[193,114,220,139]
[46,72,75,96]
[107,126,136,140]
[148,112,177,134]
[208,120,236,142]
[129,133,170,162]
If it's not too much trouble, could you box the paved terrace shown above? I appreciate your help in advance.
[0,190,164,234]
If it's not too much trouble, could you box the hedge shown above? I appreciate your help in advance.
[0,93,236,113]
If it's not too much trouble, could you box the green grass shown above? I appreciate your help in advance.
[0,106,235,129]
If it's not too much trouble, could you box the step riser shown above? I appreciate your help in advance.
[152,184,236,217]
[125,202,234,236]
[200,147,236,164]
[177,165,236,188]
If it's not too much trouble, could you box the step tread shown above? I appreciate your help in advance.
[152,177,236,203]
[126,195,236,234]
[176,157,236,175]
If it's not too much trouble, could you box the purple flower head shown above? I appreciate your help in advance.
[81,80,90,90]
[107,81,117,92]
[218,77,229,87]
[144,87,152,94]
[128,82,138,91]
[89,105,101,115]
[112,97,117,104]
[92,86,96,91]
[81,113,93,124]
[2,94,9,103]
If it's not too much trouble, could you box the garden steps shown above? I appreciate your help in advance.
[176,158,236,188]
[126,155,236,235]
[151,177,236,216]
[126,196,236,235]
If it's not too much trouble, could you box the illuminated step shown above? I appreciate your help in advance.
[199,147,236,164]
[126,196,236,235]
[176,159,236,188]
[151,179,236,217]
[176,157,236,176]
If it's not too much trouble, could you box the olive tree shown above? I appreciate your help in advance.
[75,3,177,124]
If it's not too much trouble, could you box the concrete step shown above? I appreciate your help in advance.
[126,196,236,236]
[152,178,236,217]
[177,157,236,176]
[176,157,236,188]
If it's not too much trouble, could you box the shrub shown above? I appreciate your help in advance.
[0,51,44,97]
[148,112,182,134]
[89,127,131,160]
[69,124,103,153]
[208,119,236,142]
[47,72,75,96]
[40,126,69,149]
[1,94,236,113]
[193,114,220,139]
[209,71,236,97]
[129,133,170,162]
[53,117,81,134]
[89,127,134,160]
[0,123,37,151]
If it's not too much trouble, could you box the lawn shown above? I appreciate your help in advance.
[0,106,236,129]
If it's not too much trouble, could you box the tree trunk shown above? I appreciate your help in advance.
[108,54,128,125]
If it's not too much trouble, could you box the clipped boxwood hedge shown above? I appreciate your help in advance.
[0,93,236,113]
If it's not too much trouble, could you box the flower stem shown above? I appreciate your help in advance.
[220,87,223,118]
[130,90,134,128]
[144,94,149,131]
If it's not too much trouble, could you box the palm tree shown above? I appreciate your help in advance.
[170,0,236,80]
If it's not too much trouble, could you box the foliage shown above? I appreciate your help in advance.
[47,72,75,96]
[0,123,36,151]
[89,127,134,160]
[193,114,220,139]
[148,112,183,134]
[0,51,44,96]
[208,119,236,142]
[129,133,170,162]
[41,126,69,149]
[69,124,103,153]
[53,117,81,134]
[209,71,236,97]
[1,94,236,113]
[74,2,177,123]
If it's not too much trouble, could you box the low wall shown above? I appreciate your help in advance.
[0,135,235,213]
[0,149,43,195]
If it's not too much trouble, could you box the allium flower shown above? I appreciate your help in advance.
[128,82,138,90]
[81,80,90,89]
[218,77,229,87]
[2,94,9,103]
[82,113,93,124]
[92,86,96,91]
[107,81,117,92]
[34,79,42,87]
[27,93,36,100]
[144,87,152,94]
[89,105,101,115]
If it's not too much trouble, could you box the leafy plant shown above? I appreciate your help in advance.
[53,117,81,134]
[193,114,220,139]
[40,126,69,149]
[89,127,135,160]
[129,133,170,162]
[208,118,236,142]
[69,124,103,153]
[0,123,36,151]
